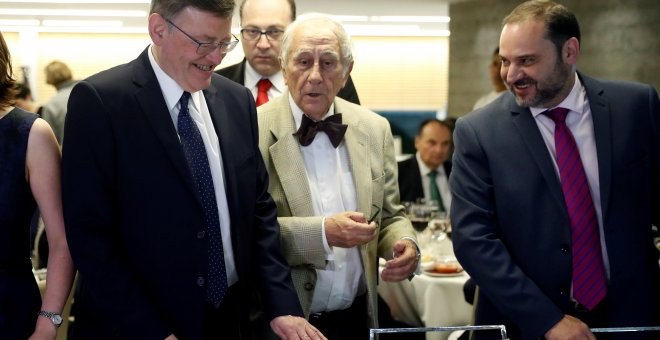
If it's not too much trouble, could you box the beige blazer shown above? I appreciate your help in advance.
[257,92,415,327]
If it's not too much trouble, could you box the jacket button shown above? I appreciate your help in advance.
[304,282,314,291]
[197,277,205,286]
[559,289,567,296]
[197,231,206,239]
[560,244,569,253]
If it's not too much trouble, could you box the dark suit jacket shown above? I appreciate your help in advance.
[62,47,302,340]
[397,155,452,203]
[216,58,361,105]
[450,73,660,339]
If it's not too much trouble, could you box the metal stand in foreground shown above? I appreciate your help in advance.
[591,326,660,334]
[369,325,508,340]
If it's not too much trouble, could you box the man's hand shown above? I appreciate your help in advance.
[270,315,327,340]
[381,239,418,282]
[544,315,595,340]
[325,211,377,248]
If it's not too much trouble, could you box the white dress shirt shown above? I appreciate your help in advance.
[531,74,610,279]
[415,154,452,213]
[244,61,285,103]
[288,94,366,313]
[148,46,237,285]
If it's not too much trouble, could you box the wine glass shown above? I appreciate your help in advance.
[429,212,450,241]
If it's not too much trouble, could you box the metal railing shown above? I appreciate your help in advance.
[369,325,660,339]
[369,325,508,340]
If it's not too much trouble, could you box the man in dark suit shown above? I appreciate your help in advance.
[450,1,660,339]
[61,1,325,339]
[215,0,360,106]
[398,119,453,212]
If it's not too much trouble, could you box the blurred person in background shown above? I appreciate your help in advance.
[472,47,507,110]
[0,30,75,340]
[398,119,453,213]
[450,1,660,339]
[14,82,40,114]
[216,0,360,106]
[41,60,77,145]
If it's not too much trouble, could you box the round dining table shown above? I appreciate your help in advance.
[378,236,473,340]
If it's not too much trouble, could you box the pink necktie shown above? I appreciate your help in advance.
[256,78,272,107]
[544,107,607,310]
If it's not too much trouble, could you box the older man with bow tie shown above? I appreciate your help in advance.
[256,13,419,340]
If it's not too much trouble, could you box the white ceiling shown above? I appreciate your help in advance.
[0,0,460,36]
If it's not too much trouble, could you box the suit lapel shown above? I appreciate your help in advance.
[268,95,316,217]
[336,100,371,260]
[509,101,567,210]
[133,50,198,200]
[581,74,612,219]
[338,102,370,216]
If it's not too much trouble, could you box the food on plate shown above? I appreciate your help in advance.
[433,261,463,274]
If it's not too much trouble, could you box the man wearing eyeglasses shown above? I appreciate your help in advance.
[61,1,325,340]
[216,0,360,107]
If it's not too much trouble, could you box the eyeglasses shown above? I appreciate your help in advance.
[240,28,285,41]
[164,18,239,55]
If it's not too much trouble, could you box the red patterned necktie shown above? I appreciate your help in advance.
[544,107,607,310]
[256,78,272,107]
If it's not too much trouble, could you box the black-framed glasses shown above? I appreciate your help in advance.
[164,18,239,55]
[240,28,285,41]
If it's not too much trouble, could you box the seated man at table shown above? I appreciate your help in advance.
[398,119,453,214]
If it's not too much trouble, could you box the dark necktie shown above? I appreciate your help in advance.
[293,113,348,148]
[428,170,446,213]
[256,78,272,107]
[544,107,606,310]
[177,92,228,307]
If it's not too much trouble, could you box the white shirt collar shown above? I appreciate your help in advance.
[148,45,203,113]
[289,93,336,130]
[530,73,585,118]
[244,60,285,94]
[415,152,445,176]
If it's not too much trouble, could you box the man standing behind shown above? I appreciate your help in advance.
[62,1,324,339]
[398,119,453,213]
[216,0,360,106]
[450,1,659,339]
[472,47,507,110]
[257,13,419,340]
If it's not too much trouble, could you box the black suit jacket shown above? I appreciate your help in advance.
[216,58,361,105]
[397,155,452,203]
[62,48,302,340]
[450,73,660,339]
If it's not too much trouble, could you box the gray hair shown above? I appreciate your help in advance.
[150,0,235,20]
[280,13,353,76]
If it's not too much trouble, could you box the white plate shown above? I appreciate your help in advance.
[422,269,465,277]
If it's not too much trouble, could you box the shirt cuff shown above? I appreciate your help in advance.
[400,236,422,276]
[321,216,334,261]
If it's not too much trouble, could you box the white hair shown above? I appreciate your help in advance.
[280,12,354,76]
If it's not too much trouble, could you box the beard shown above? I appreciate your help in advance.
[509,60,572,108]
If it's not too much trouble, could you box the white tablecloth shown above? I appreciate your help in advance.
[377,237,473,340]
[378,269,472,340]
